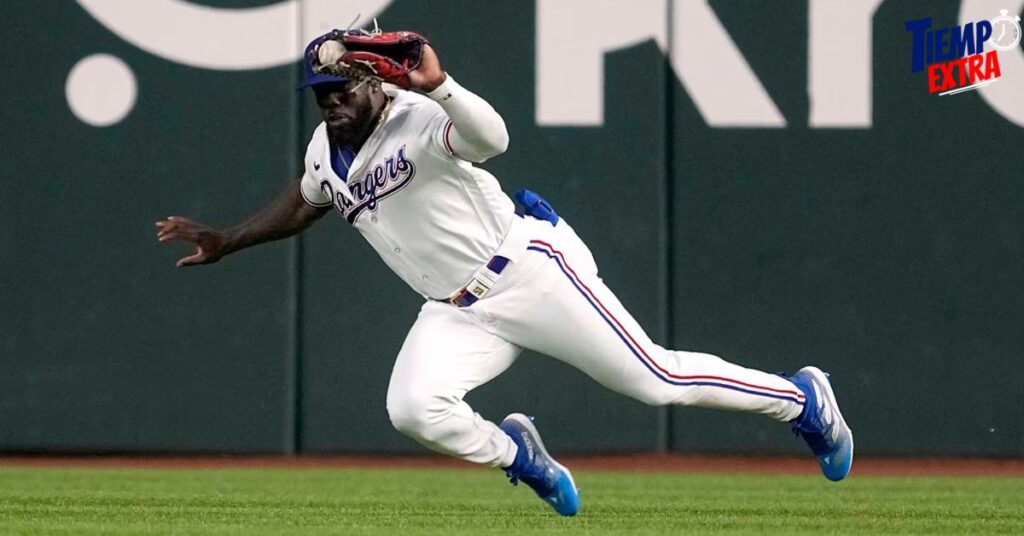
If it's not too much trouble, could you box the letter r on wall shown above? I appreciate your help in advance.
[536,0,785,127]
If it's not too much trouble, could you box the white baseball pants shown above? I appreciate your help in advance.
[385,216,806,468]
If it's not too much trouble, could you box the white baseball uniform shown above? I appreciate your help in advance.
[300,76,806,468]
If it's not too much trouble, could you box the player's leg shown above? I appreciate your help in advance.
[385,300,522,467]
[483,219,804,421]
[481,217,852,479]
[386,299,581,514]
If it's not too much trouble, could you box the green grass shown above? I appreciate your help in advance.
[0,466,1021,535]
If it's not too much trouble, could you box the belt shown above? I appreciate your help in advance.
[442,213,534,308]
[446,255,510,307]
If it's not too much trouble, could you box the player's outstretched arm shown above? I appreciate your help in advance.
[155,177,328,267]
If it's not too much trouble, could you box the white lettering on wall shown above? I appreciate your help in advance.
[670,0,786,127]
[809,0,885,128]
[535,0,667,126]
[75,0,391,70]
[537,0,784,127]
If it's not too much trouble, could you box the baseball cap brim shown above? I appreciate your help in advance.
[295,72,351,91]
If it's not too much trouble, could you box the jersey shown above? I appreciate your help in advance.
[299,88,515,299]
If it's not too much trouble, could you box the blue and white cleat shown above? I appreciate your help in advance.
[788,366,854,481]
[499,413,580,516]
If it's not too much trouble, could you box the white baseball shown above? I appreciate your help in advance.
[317,40,346,65]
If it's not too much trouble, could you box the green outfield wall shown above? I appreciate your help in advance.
[1,0,1020,457]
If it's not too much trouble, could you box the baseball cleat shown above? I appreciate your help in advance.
[499,413,580,516]
[787,366,854,481]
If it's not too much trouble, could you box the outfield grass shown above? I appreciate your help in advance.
[0,466,1021,535]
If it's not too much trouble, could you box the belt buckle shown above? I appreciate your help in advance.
[450,278,490,307]
[466,278,491,299]
[448,255,512,308]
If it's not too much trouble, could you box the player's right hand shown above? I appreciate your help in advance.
[155,216,228,267]
[407,44,446,92]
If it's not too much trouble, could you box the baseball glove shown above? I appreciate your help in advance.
[312,29,430,89]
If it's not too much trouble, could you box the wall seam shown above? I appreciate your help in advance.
[284,2,306,456]
[659,0,677,454]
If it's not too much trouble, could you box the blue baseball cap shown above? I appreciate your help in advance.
[296,29,351,90]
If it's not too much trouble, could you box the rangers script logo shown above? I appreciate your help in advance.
[320,145,416,223]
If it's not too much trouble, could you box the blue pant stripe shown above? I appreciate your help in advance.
[527,245,803,405]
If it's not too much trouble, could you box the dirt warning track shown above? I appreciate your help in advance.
[2,454,1022,477]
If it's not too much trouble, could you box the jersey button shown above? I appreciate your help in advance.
[421,275,429,280]
[371,215,379,223]
[394,247,401,254]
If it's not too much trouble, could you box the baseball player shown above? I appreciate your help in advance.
[156,28,853,516]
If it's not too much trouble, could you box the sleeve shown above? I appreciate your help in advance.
[299,127,333,208]
[424,74,510,163]
[300,170,332,208]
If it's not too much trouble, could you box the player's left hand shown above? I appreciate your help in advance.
[407,44,446,92]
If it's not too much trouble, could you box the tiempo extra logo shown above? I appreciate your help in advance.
[905,9,1022,96]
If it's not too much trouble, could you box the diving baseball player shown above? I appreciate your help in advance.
[155,28,853,516]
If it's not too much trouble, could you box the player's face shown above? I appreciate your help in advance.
[313,80,378,145]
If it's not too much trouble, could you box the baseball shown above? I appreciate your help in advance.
[317,40,346,65]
